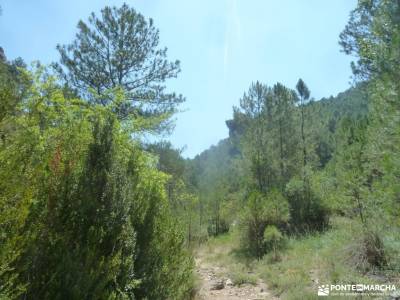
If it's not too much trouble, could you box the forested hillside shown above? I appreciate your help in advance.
[184,1,400,297]
[185,83,370,240]
[1,0,400,299]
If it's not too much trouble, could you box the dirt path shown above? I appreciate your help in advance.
[195,256,277,300]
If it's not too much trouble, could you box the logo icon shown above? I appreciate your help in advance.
[318,285,330,296]
[356,284,364,292]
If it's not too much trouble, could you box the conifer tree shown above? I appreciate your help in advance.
[55,3,184,132]
[296,78,310,171]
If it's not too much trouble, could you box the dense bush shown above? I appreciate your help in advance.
[240,190,289,258]
[0,67,194,299]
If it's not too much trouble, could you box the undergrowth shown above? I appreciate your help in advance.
[197,218,400,299]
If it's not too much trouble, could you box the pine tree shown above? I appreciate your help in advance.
[270,83,300,190]
[238,81,273,192]
[54,3,184,131]
[296,78,310,171]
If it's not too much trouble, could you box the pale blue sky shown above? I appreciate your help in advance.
[0,0,356,157]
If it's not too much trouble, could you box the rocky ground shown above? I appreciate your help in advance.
[195,257,277,300]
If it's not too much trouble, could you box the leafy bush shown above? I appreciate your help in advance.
[240,190,289,258]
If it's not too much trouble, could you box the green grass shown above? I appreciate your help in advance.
[254,217,400,299]
[197,218,400,299]
[230,270,257,286]
[254,218,364,299]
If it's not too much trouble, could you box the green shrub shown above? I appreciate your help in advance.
[240,190,289,258]
[0,80,195,299]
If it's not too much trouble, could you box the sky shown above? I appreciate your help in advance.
[0,0,357,157]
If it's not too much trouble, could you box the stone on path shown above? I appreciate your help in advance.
[210,279,225,290]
